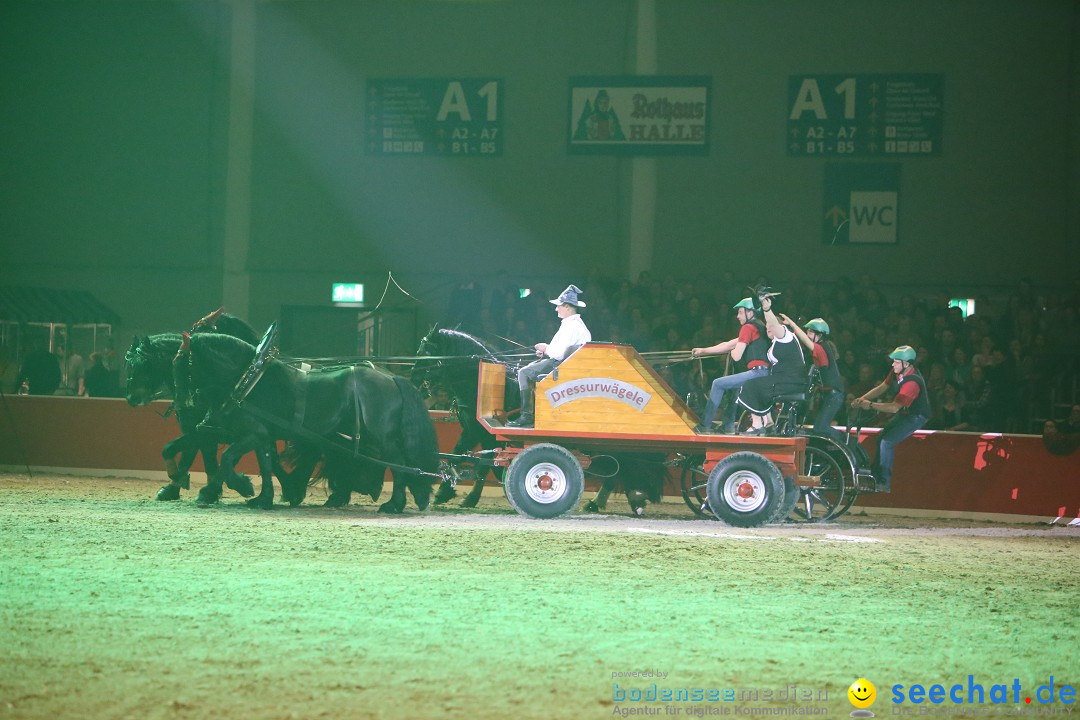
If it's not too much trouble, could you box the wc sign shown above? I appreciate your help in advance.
[822,163,900,244]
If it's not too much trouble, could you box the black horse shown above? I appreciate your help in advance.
[412,326,665,515]
[125,313,263,502]
[126,330,317,507]
[130,332,438,512]
[413,326,523,507]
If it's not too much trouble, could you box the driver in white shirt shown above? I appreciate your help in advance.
[507,284,591,427]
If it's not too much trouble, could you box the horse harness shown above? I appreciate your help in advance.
[213,328,440,479]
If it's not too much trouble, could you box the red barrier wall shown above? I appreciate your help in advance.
[852,428,1080,520]
[2,397,1077,520]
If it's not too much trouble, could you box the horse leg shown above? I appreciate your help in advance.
[324,464,355,508]
[621,454,665,517]
[195,437,228,505]
[379,468,407,514]
[434,417,476,505]
[457,420,489,508]
[409,470,431,511]
[274,444,318,507]
[208,438,254,498]
[433,479,457,505]
[459,469,486,508]
[159,433,202,501]
[584,476,616,513]
[402,451,431,511]
[245,442,276,510]
[210,433,273,509]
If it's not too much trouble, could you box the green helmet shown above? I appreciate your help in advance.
[804,318,830,335]
[732,298,755,311]
[888,345,916,362]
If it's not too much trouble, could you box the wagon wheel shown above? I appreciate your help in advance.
[789,445,846,522]
[678,454,715,519]
[829,479,861,520]
[504,443,584,519]
[705,452,785,528]
[774,476,801,522]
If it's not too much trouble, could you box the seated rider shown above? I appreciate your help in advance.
[691,298,770,434]
[507,285,591,428]
[735,290,807,434]
[781,315,846,443]
[851,345,930,492]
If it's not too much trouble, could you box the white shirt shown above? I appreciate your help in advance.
[545,313,591,361]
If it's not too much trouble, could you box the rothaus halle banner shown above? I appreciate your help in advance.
[567,76,711,155]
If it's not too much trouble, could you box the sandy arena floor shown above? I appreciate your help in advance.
[2,472,1078,720]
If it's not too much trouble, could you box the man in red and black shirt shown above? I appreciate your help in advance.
[691,298,770,433]
[852,346,930,491]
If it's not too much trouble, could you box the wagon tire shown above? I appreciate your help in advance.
[773,476,801,523]
[705,452,785,528]
[504,444,584,519]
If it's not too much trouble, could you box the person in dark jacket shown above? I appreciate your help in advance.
[782,315,845,442]
[16,341,61,396]
[691,298,770,434]
[84,352,119,398]
[851,346,930,491]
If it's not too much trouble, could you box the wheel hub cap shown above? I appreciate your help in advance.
[723,470,768,512]
[525,462,567,504]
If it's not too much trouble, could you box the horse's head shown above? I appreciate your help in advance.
[411,324,443,389]
[125,334,175,406]
[415,323,441,356]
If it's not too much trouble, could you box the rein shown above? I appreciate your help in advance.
[238,399,444,480]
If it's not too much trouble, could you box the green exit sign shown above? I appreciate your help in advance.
[332,283,364,304]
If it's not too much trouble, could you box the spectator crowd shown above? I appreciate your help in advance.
[444,272,1080,435]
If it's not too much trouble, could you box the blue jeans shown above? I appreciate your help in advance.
[875,412,928,482]
[700,366,769,427]
[812,389,847,443]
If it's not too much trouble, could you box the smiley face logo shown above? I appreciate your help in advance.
[848,678,877,709]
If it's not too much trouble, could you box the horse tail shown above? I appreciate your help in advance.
[393,375,439,503]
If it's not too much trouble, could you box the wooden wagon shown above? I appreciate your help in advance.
[469,342,815,527]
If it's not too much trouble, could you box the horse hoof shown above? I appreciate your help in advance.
[378,501,404,514]
[156,484,181,501]
[584,501,600,513]
[195,488,220,506]
[246,496,274,510]
[323,495,350,508]
[631,505,645,517]
[433,484,457,505]
[460,495,479,509]
[225,475,255,498]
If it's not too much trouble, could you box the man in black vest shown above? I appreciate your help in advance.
[735,291,808,434]
[852,346,930,491]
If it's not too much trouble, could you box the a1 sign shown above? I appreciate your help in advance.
[788,74,943,157]
[366,78,503,156]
